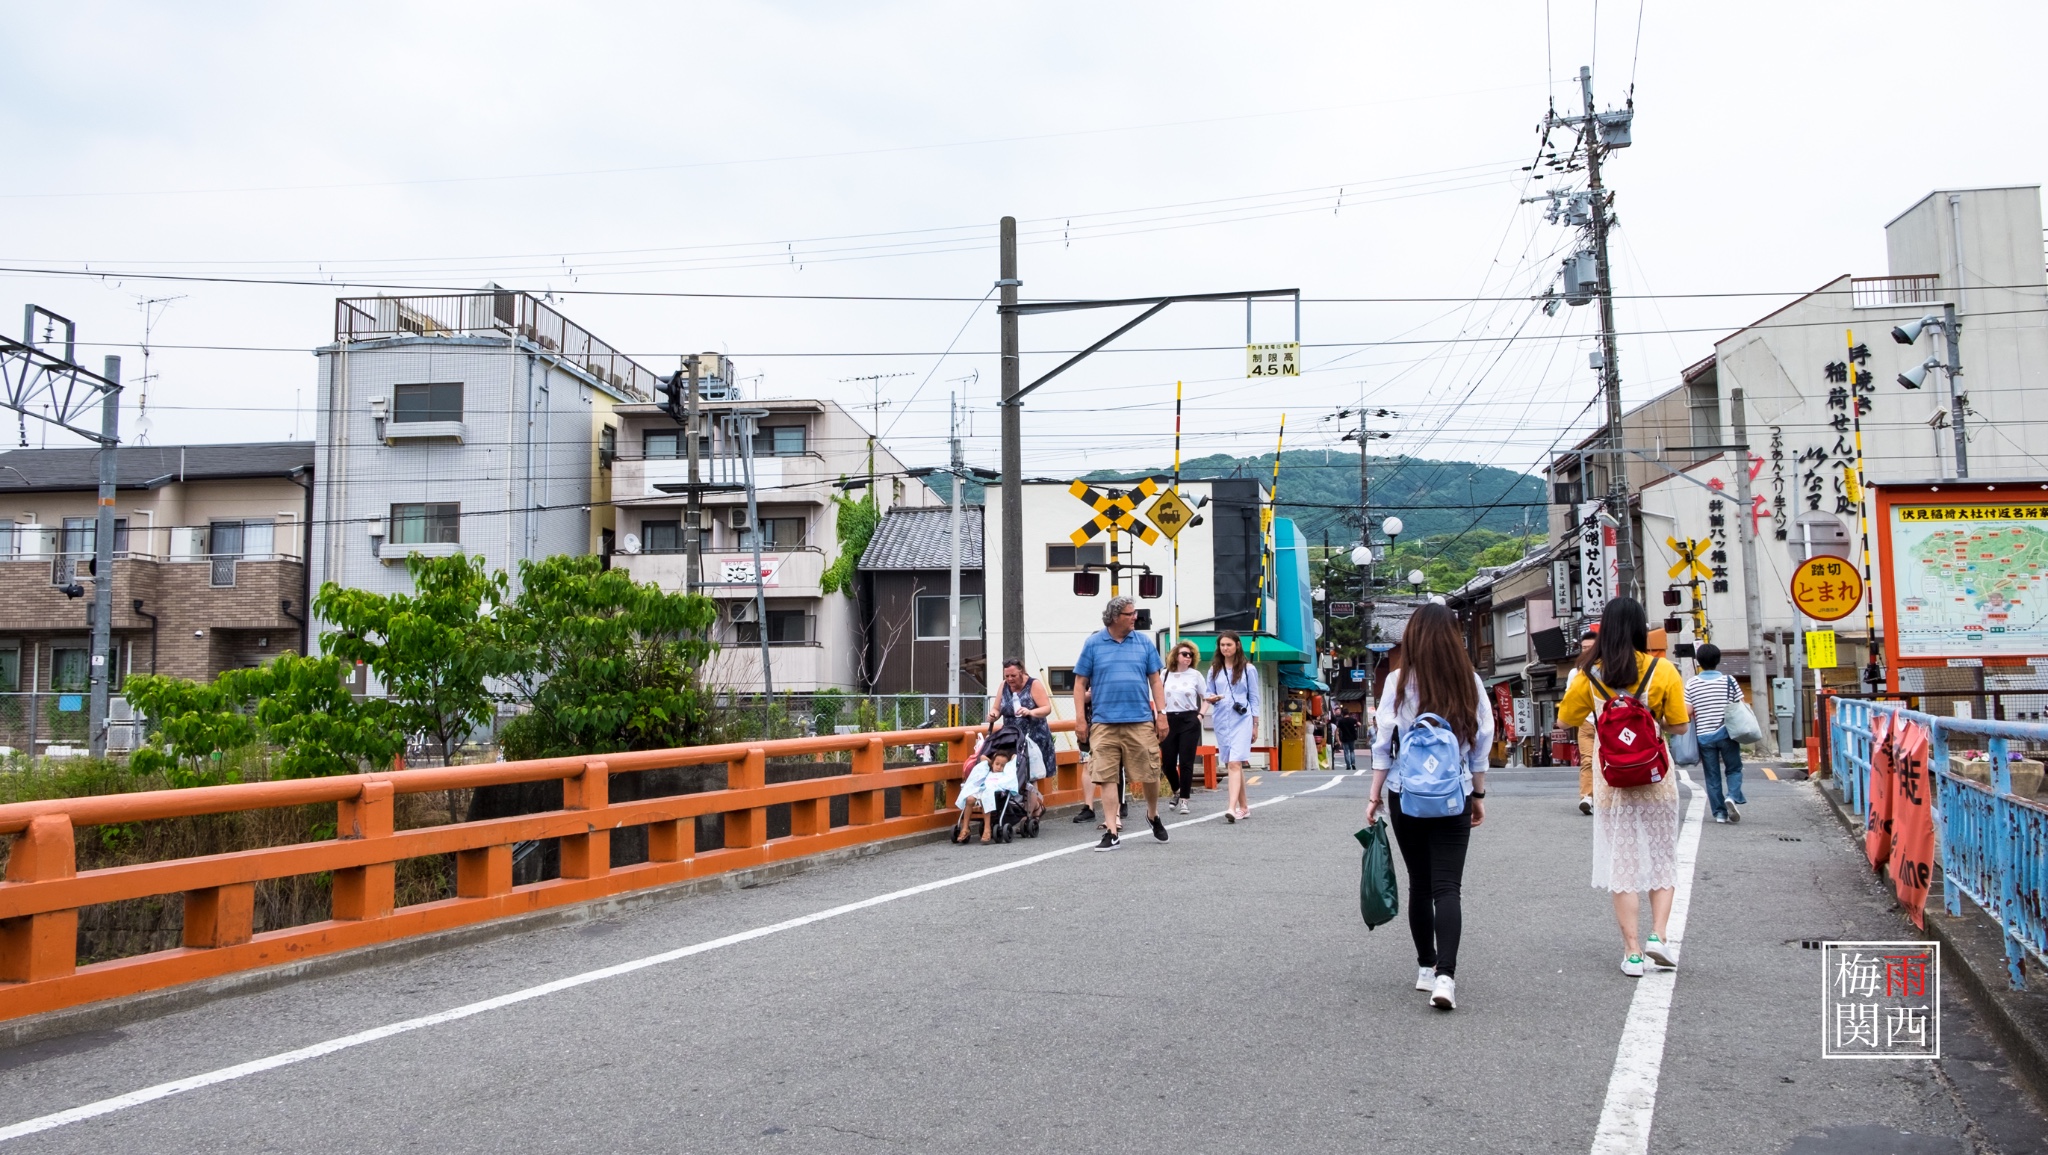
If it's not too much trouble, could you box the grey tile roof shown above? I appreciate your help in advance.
[859,506,983,571]
[0,442,314,493]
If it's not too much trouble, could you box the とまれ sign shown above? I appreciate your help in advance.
[1792,556,1863,622]
[1246,343,1300,377]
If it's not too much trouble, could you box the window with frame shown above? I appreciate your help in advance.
[915,594,983,640]
[1045,667,1076,693]
[738,516,807,550]
[389,502,461,545]
[57,517,129,560]
[0,519,14,558]
[643,429,711,460]
[641,519,681,554]
[393,382,463,424]
[1501,607,1528,657]
[1045,543,1107,571]
[753,425,807,457]
[51,646,88,692]
[0,644,18,691]
[599,425,617,469]
[736,609,810,645]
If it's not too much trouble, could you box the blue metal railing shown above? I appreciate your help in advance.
[1831,697,2048,989]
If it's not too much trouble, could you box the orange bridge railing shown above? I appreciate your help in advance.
[0,723,1081,1022]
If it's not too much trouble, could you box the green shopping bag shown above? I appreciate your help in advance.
[1355,819,1399,930]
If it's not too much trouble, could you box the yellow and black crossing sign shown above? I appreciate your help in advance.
[1667,536,1712,582]
[1145,487,1195,540]
[1068,478,1161,546]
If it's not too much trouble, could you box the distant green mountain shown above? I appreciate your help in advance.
[1084,450,1546,547]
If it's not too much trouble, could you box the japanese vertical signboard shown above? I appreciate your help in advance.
[1578,500,1616,622]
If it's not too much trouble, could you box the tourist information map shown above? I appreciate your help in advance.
[1889,502,2048,658]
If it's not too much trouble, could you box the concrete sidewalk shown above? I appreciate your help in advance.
[0,767,2042,1153]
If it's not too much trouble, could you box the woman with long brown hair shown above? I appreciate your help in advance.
[1365,603,1492,1011]
[1203,631,1260,822]
[1161,639,1206,814]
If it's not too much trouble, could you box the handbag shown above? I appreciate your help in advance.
[1354,819,1400,930]
[1667,728,1701,766]
[1721,676,1764,746]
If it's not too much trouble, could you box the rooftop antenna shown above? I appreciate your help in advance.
[132,294,184,444]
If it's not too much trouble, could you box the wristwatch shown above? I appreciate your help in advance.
[1470,791,1487,799]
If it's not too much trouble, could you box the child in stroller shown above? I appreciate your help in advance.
[951,729,1035,843]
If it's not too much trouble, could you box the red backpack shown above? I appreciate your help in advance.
[1590,657,1669,788]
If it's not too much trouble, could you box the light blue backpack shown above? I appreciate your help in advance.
[1394,712,1466,818]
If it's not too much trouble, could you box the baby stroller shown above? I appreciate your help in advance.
[954,726,1038,843]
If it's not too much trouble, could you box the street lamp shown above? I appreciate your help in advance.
[1892,305,1968,477]
[1350,544,1372,567]
[1408,568,1426,595]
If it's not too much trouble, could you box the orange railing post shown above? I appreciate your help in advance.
[0,815,77,983]
[1199,745,1218,790]
[560,761,610,879]
[724,748,767,849]
[332,780,395,921]
[456,845,513,898]
[849,737,885,825]
[183,882,256,949]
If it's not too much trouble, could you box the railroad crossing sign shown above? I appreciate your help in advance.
[1667,536,1713,582]
[1067,478,1161,546]
[1144,487,1195,540]
[1790,555,1863,622]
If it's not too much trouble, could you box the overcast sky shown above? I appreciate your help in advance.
[3,1,2043,498]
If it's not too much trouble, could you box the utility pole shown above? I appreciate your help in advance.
[1943,301,1968,477]
[733,409,773,696]
[683,354,703,595]
[89,357,121,759]
[946,391,964,727]
[1581,65,1633,599]
[998,218,1023,665]
[1729,389,1777,755]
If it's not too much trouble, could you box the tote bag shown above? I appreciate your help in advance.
[1721,677,1764,746]
[1354,820,1399,930]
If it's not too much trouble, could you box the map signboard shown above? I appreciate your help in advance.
[1883,498,2048,660]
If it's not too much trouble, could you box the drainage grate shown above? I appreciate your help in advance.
[1801,939,1823,950]
[1778,836,1804,842]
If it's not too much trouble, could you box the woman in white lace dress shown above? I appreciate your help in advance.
[1558,597,1690,977]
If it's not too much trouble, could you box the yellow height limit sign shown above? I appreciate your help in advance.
[1145,488,1195,540]
[1246,342,1300,377]
[1790,555,1863,622]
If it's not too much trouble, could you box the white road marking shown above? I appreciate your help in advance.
[1588,766,1708,1155]
[0,782,1325,1143]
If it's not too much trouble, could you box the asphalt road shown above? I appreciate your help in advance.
[1,765,2042,1154]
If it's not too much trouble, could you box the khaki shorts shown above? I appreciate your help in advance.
[1089,721,1161,786]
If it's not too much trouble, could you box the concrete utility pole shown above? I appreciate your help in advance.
[733,409,772,696]
[683,354,703,594]
[946,391,965,726]
[998,218,1023,665]
[89,356,121,759]
[1729,389,1778,755]
[1943,301,1968,477]
[1580,65,1635,600]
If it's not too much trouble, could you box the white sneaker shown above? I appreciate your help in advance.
[1430,974,1457,1010]
[1620,953,1647,977]
[1715,815,1727,824]
[1579,794,1593,815]
[1644,935,1679,969]
[1724,800,1741,824]
[1415,966,1436,992]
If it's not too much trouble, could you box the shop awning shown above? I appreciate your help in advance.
[1170,632,1311,665]
[1279,664,1329,691]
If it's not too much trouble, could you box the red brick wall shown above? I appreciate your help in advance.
[0,558,305,683]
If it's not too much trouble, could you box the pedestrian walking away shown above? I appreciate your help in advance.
[1569,624,1599,815]
[988,658,1056,820]
[1336,710,1360,773]
[1684,643,1748,824]
[1204,630,1261,823]
[1161,640,1206,815]
[1071,595,1170,850]
[1559,597,1691,979]
[1365,603,1491,1012]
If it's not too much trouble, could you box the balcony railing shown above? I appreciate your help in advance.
[1850,275,1942,309]
[334,290,655,401]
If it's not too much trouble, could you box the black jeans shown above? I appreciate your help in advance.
[1161,711,1201,798]
[1388,791,1474,977]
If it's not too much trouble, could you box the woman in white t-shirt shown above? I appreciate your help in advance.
[1160,640,1206,815]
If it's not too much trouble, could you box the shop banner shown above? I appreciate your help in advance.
[1864,710,1895,871]
[1886,718,1935,928]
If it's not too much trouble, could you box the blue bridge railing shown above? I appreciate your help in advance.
[1831,697,2048,989]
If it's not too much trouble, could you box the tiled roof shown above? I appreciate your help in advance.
[0,442,314,493]
[859,506,983,571]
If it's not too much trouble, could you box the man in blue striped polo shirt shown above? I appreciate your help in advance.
[1072,595,1169,851]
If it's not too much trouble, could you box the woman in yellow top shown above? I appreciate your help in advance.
[1558,596,1690,978]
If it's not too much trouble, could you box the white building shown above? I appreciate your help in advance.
[1550,186,2048,741]
[610,391,923,692]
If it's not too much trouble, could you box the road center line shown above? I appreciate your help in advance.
[0,777,1336,1144]
[1588,765,1708,1155]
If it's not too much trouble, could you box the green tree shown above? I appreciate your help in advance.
[123,675,258,788]
[315,553,509,764]
[218,654,405,779]
[495,554,719,760]
[819,490,878,597]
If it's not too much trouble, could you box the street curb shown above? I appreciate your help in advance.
[1815,779,2048,1107]
[0,803,1086,1053]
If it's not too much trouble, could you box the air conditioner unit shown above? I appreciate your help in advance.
[727,508,752,530]
[727,600,759,623]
